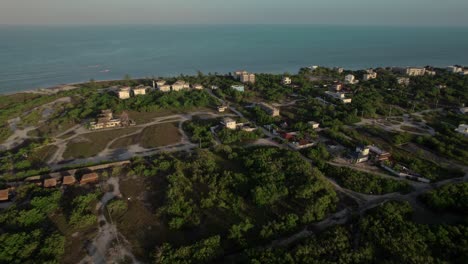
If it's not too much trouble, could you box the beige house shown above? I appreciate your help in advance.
[222,117,237,130]
[118,87,132,99]
[172,80,190,91]
[332,83,343,92]
[259,102,280,117]
[282,76,292,85]
[217,105,228,112]
[406,67,426,76]
[156,80,167,88]
[159,84,171,92]
[133,85,148,95]
[447,66,463,73]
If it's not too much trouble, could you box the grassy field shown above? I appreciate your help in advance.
[110,122,182,149]
[30,144,59,164]
[63,127,140,159]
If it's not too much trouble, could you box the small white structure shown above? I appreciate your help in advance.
[218,105,228,112]
[282,76,292,85]
[455,124,468,136]
[425,69,436,76]
[192,84,204,90]
[172,80,190,91]
[231,85,245,92]
[345,74,358,84]
[325,91,352,104]
[459,107,468,114]
[222,117,237,130]
[334,67,344,73]
[308,121,320,129]
[397,77,410,86]
[211,85,219,90]
[118,87,132,99]
[133,85,148,95]
[363,71,377,81]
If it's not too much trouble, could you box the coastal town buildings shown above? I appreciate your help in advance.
[455,124,468,136]
[334,67,344,73]
[234,70,256,84]
[0,189,10,201]
[172,80,190,91]
[156,80,167,88]
[259,102,280,117]
[282,76,292,85]
[394,67,426,76]
[118,87,132,99]
[345,74,358,84]
[353,146,370,163]
[43,178,58,188]
[80,173,99,185]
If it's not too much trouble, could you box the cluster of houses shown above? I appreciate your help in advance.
[89,109,134,130]
[117,80,204,99]
[0,173,99,202]
[324,83,352,104]
[264,121,320,150]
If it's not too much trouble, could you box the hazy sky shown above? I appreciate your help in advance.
[1,0,468,26]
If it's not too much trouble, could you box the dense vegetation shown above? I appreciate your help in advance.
[0,185,100,264]
[421,182,468,214]
[123,147,338,261]
[245,201,468,264]
[324,165,413,195]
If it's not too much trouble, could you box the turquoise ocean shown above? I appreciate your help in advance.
[1,25,468,94]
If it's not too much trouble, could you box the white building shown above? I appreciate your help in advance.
[192,84,204,90]
[308,121,320,129]
[133,85,148,95]
[334,67,344,73]
[406,67,426,76]
[118,87,132,99]
[455,124,468,136]
[172,80,190,91]
[331,83,343,92]
[363,71,377,81]
[447,66,463,73]
[325,91,352,104]
[345,74,358,84]
[222,117,237,130]
[282,76,292,85]
[156,80,167,88]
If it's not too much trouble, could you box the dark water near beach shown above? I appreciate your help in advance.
[1,25,468,94]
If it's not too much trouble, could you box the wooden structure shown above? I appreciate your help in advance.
[43,178,58,188]
[62,176,77,186]
[0,189,10,201]
[80,173,99,185]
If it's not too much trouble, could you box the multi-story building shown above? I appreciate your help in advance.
[345,74,358,84]
[234,70,256,84]
[259,102,280,117]
[406,67,426,76]
[89,110,122,130]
